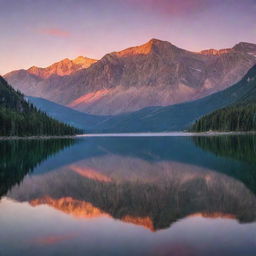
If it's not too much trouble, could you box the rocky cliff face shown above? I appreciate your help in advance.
[5,39,256,115]
[27,56,97,79]
[200,48,231,56]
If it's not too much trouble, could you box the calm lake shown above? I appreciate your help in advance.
[0,135,256,256]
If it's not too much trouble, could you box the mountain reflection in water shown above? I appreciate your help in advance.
[0,135,256,255]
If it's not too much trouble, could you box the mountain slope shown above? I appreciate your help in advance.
[27,96,108,130]
[191,65,256,132]
[0,77,80,136]
[5,39,256,115]
[27,56,97,78]
[87,65,256,132]
[4,56,97,97]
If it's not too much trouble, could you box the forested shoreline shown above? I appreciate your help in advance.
[0,77,81,136]
[191,104,256,132]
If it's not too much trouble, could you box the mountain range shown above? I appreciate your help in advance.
[5,39,256,115]
[27,64,256,132]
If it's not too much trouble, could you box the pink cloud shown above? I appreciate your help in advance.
[39,28,71,38]
[126,0,207,15]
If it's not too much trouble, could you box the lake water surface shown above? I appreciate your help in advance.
[0,135,256,256]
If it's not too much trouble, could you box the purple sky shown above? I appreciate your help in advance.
[0,0,256,75]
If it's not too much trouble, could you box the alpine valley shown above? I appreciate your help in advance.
[4,39,256,132]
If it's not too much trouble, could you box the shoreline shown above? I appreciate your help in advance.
[0,135,77,140]
[80,131,256,137]
[0,131,256,140]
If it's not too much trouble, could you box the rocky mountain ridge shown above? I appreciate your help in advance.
[5,39,256,114]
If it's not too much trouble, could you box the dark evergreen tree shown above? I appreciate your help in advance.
[191,104,256,132]
[0,76,81,136]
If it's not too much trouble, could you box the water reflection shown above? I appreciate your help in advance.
[193,135,256,164]
[0,135,256,255]
[0,139,75,198]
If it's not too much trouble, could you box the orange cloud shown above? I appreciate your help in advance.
[39,28,70,38]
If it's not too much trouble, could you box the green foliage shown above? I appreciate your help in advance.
[191,104,256,132]
[0,77,81,136]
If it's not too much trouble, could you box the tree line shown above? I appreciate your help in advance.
[0,77,81,136]
[191,103,256,132]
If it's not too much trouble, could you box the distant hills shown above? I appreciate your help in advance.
[5,39,256,115]
[0,76,80,136]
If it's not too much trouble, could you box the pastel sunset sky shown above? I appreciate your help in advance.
[0,0,256,74]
